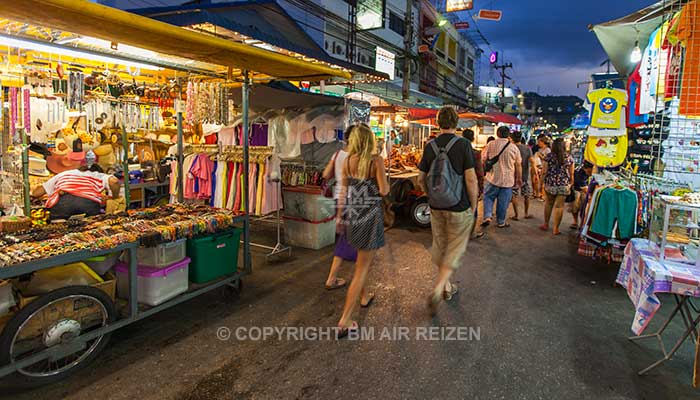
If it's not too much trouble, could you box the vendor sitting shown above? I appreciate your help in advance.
[31,164,121,221]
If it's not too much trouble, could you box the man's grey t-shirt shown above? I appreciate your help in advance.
[516,143,533,183]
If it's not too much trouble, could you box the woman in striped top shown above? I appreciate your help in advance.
[31,165,121,220]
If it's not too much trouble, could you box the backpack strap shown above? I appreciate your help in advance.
[429,139,440,155]
[443,136,461,153]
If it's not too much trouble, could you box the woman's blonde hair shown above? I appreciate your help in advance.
[346,124,376,179]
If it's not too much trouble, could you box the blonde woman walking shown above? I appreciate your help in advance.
[336,124,389,337]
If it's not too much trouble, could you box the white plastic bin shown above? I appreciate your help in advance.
[283,217,335,250]
[114,258,190,306]
[84,253,120,275]
[0,280,16,316]
[137,239,187,268]
[282,186,336,221]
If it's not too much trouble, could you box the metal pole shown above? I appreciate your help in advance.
[177,111,184,203]
[402,0,413,102]
[120,124,130,206]
[242,71,251,273]
[20,128,30,215]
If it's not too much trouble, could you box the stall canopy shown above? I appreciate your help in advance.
[590,0,671,76]
[132,1,387,80]
[0,0,352,81]
[231,83,343,111]
[485,112,524,125]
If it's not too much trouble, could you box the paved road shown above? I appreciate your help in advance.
[3,202,699,399]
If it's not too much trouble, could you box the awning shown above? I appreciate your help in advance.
[486,112,524,125]
[355,81,444,108]
[411,112,496,126]
[0,0,352,80]
[230,84,343,111]
[590,1,670,76]
[133,1,386,79]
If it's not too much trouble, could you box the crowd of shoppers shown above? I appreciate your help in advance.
[327,107,588,333]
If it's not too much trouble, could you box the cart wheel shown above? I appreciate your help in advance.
[223,280,243,300]
[410,198,431,228]
[0,286,116,388]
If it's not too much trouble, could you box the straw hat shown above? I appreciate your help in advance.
[53,138,70,156]
[28,157,50,177]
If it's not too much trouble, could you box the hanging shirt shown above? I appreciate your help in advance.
[638,28,662,115]
[627,63,650,127]
[587,88,628,129]
[677,0,700,116]
[664,11,684,101]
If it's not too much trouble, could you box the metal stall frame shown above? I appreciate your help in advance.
[0,0,351,384]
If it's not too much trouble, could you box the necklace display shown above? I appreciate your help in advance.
[0,204,238,268]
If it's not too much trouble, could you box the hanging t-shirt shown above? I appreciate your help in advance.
[587,88,628,129]
[677,0,700,116]
[638,28,662,115]
[584,135,628,168]
[627,63,650,127]
[664,11,684,100]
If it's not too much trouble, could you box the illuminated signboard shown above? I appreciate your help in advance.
[489,51,498,64]
[375,46,396,80]
[446,0,473,12]
[356,0,385,30]
[478,9,503,21]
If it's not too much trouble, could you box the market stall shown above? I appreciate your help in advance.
[590,0,700,384]
[0,0,351,387]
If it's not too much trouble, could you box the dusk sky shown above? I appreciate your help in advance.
[462,0,653,97]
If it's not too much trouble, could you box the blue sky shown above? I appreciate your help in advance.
[461,0,653,96]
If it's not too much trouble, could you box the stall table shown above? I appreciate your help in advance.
[616,238,700,375]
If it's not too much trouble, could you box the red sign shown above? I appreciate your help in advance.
[478,9,502,21]
[454,21,470,30]
[418,44,430,53]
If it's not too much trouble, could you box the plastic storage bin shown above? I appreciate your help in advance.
[0,280,15,316]
[283,216,335,250]
[137,239,186,267]
[282,186,336,221]
[187,229,241,284]
[85,252,120,275]
[114,258,190,306]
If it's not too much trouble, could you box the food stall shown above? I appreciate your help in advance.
[0,0,351,388]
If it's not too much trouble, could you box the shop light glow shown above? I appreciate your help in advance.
[437,19,448,27]
[630,41,642,63]
[0,35,163,71]
[77,37,158,60]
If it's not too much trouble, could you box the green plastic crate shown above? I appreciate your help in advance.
[186,229,241,284]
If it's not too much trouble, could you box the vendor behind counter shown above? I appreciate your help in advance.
[31,165,122,221]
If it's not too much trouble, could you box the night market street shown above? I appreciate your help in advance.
[4,202,697,400]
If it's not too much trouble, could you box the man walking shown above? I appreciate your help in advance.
[480,126,522,228]
[510,131,536,220]
[418,107,479,315]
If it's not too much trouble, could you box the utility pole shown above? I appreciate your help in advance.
[402,0,414,102]
[494,62,513,112]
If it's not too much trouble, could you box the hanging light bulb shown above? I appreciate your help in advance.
[630,41,642,63]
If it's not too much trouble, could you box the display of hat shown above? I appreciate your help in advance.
[67,137,86,161]
[144,132,158,141]
[47,154,82,174]
[94,144,116,170]
[53,138,70,156]
[29,142,51,158]
[28,156,50,177]
[157,134,173,144]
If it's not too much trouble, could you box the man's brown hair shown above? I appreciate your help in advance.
[437,106,459,130]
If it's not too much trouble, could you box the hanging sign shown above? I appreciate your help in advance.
[446,0,473,12]
[489,51,498,64]
[454,21,470,30]
[375,46,396,80]
[478,9,502,21]
[418,44,430,53]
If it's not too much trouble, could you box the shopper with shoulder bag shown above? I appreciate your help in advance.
[321,128,356,290]
[480,126,522,229]
[418,107,479,315]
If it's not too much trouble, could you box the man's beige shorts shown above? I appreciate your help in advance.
[430,208,475,270]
